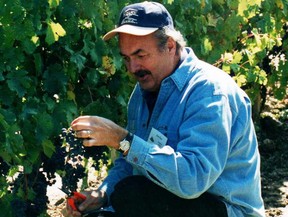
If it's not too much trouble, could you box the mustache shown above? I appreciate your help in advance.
[134,70,151,78]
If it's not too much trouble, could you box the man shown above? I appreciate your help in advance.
[66,2,265,217]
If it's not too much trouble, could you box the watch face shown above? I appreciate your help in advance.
[120,140,130,152]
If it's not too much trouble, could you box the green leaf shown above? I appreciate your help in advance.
[234,74,247,87]
[166,0,174,4]
[230,63,240,73]
[43,94,56,111]
[33,53,43,76]
[202,37,213,55]
[8,166,20,177]
[16,187,25,198]
[67,90,75,102]
[14,19,35,41]
[70,52,87,72]
[42,139,55,158]
[207,13,219,27]
[238,0,261,18]
[83,100,113,118]
[22,38,37,54]
[43,64,68,94]
[22,161,33,174]
[27,148,40,164]
[46,21,66,45]
[274,87,287,100]
[6,70,32,97]
[116,95,127,107]
[0,195,13,216]
[36,112,54,141]
[86,69,99,85]
[48,0,60,8]
[6,124,26,158]
[0,108,17,125]
[222,63,231,73]
[232,51,243,64]
[257,69,268,85]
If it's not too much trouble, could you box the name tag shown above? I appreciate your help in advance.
[148,128,168,147]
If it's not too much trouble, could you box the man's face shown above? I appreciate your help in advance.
[119,33,177,92]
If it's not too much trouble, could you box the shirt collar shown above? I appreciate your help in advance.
[166,47,198,91]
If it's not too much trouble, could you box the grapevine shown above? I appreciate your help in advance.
[10,170,49,217]
[5,128,109,217]
[0,0,287,216]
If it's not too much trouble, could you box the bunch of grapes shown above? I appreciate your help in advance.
[3,127,109,216]
[7,127,110,216]
[59,128,87,194]
[26,172,49,216]
[10,171,49,217]
[57,128,108,194]
[10,198,27,217]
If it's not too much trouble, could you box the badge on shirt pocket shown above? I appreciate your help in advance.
[148,127,168,148]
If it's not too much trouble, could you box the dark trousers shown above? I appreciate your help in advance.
[108,175,228,217]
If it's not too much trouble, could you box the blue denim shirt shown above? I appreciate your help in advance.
[99,48,265,217]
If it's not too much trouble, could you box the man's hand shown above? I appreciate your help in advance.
[71,116,128,150]
[64,190,107,217]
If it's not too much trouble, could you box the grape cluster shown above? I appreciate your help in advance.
[8,127,109,216]
[10,198,27,217]
[27,172,49,216]
[58,128,109,194]
[61,128,109,166]
[59,128,87,194]
[10,171,49,217]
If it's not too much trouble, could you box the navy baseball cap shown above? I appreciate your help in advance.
[103,1,175,40]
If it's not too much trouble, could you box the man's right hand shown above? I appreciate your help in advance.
[63,189,108,216]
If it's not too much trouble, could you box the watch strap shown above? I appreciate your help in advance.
[125,132,134,144]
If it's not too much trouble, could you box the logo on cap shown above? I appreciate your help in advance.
[121,9,138,25]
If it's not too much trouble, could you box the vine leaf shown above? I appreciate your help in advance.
[46,21,66,45]
[6,70,31,97]
[48,0,60,8]
[42,139,55,158]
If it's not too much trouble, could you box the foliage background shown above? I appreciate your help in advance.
[0,0,287,216]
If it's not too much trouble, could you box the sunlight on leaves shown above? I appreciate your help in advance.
[46,21,66,45]
[48,0,60,9]
[238,0,261,18]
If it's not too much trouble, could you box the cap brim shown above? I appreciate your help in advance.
[103,25,158,41]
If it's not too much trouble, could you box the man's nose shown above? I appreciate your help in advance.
[128,59,141,73]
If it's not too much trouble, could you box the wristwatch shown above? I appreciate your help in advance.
[119,132,133,154]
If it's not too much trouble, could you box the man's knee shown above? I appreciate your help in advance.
[110,175,227,217]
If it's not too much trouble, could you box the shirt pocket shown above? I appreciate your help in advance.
[157,125,179,150]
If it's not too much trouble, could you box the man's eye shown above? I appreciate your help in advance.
[122,56,130,62]
[137,54,147,59]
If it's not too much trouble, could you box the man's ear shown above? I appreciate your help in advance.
[166,37,177,54]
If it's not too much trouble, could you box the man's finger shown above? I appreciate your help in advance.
[75,130,93,138]
[82,139,105,147]
[64,200,82,217]
[71,116,92,125]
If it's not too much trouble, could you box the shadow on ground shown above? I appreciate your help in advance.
[259,114,288,216]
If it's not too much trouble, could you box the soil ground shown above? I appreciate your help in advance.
[47,93,288,217]
[258,94,288,216]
